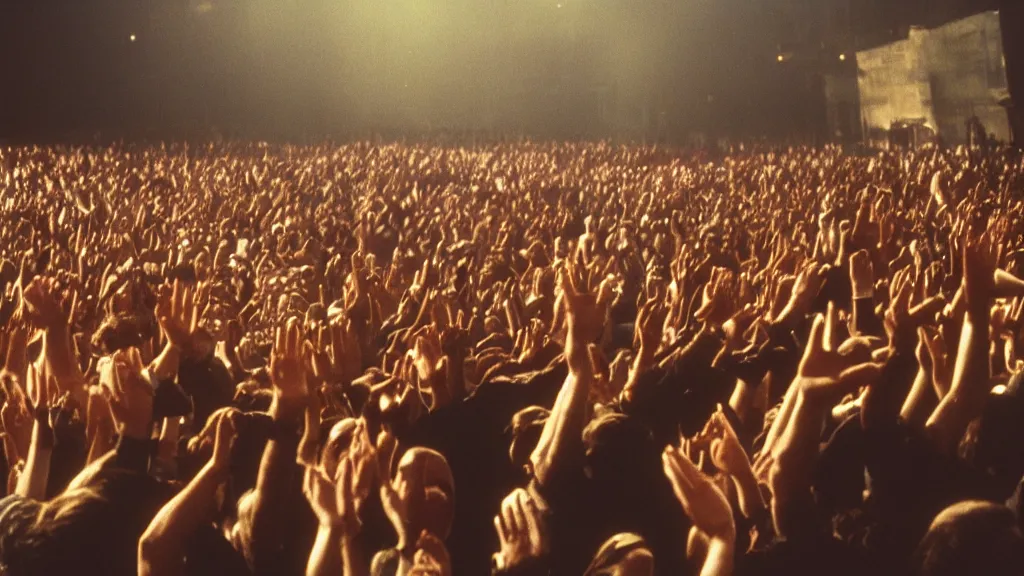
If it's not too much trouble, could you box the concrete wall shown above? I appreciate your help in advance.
[855,11,1009,145]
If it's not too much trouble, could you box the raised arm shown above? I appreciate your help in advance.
[767,314,882,539]
[849,250,885,338]
[23,278,87,408]
[530,266,603,488]
[15,365,54,499]
[230,318,309,573]
[149,280,196,382]
[926,230,996,453]
[663,443,736,576]
[862,268,942,433]
[139,410,237,576]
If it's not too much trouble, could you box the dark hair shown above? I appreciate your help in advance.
[0,471,168,576]
[913,501,1024,576]
[90,312,149,355]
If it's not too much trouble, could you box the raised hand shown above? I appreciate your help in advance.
[704,408,752,479]
[884,267,944,349]
[797,313,882,402]
[662,443,736,542]
[409,532,453,576]
[0,384,31,463]
[962,228,998,313]
[849,249,874,299]
[695,267,738,326]
[492,488,550,572]
[155,280,198,351]
[0,324,31,382]
[99,347,154,439]
[305,464,343,529]
[270,318,310,400]
[21,276,69,330]
[558,264,606,374]
[330,318,362,384]
[918,326,951,399]
[634,292,667,355]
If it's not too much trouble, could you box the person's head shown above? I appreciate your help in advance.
[90,313,146,356]
[966,373,1024,493]
[583,533,654,576]
[507,406,550,475]
[321,417,359,479]
[393,447,455,540]
[0,471,167,576]
[583,413,659,489]
[913,501,1024,576]
[583,411,671,533]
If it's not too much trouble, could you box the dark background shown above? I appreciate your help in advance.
[0,0,1013,145]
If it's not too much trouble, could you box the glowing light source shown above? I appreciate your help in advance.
[777,54,784,62]
[839,53,847,61]
[130,34,137,42]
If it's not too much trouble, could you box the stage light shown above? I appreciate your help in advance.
[130,34,137,42]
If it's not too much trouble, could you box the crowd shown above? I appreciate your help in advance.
[0,140,1023,575]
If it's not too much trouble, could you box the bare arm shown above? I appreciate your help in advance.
[149,343,181,383]
[232,320,308,572]
[15,414,53,499]
[139,414,236,576]
[926,234,996,453]
[530,270,597,488]
[700,537,735,576]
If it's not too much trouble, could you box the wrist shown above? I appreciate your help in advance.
[205,458,232,482]
[633,347,656,371]
[706,533,736,560]
[32,418,56,451]
[270,392,307,422]
[771,306,797,329]
[851,283,874,300]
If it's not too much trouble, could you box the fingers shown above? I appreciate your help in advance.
[376,429,397,481]
[274,325,285,356]
[494,510,510,545]
[837,361,884,390]
[500,494,520,539]
[557,265,577,301]
[663,445,700,490]
[824,302,838,352]
[287,317,301,356]
[214,410,237,459]
[336,454,355,506]
[171,280,184,321]
[662,447,697,516]
[128,346,145,374]
[804,313,827,360]
[520,491,544,545]
[908,295,944,323]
